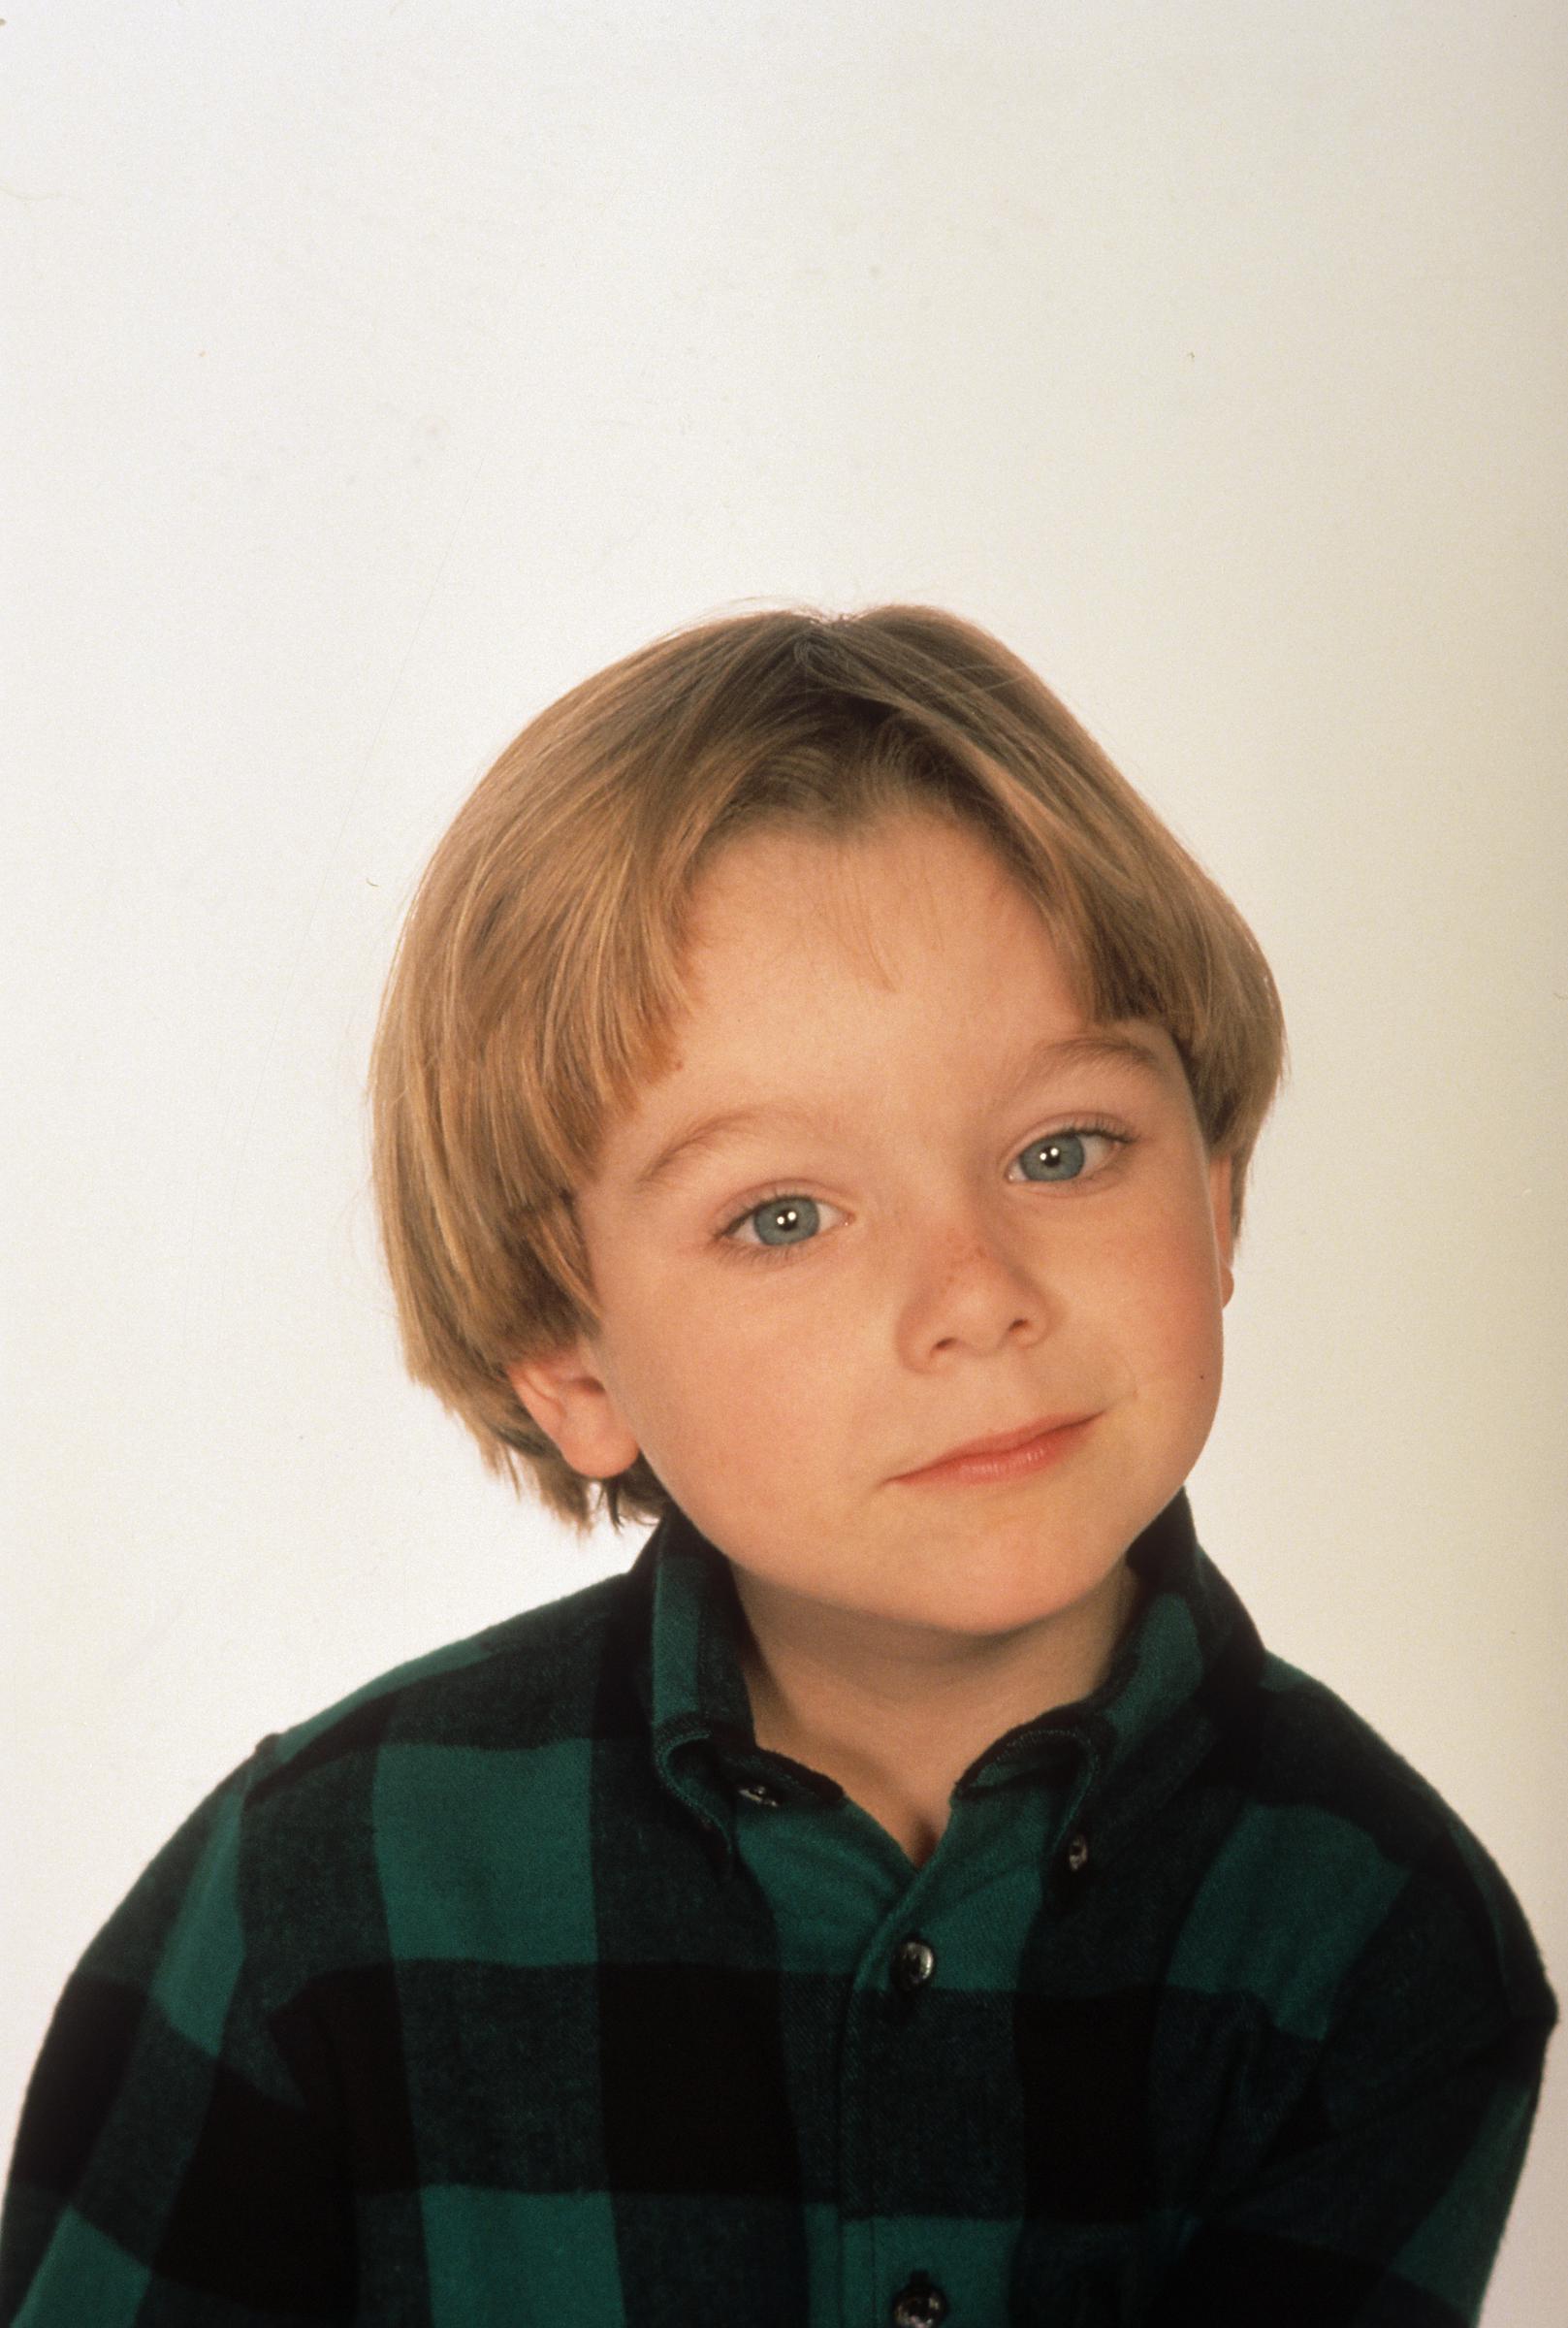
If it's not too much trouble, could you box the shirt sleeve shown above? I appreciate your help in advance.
[1148,1823,1558,2328]
[0,1744,355,2327]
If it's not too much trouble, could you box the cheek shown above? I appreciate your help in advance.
[1084,1215,1226,1382]
[608,1276,843,1459]
[634,1326,855,1537]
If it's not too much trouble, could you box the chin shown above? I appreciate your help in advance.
[897,1546,1124,1640]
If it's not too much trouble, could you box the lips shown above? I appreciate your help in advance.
[895,1411,1097,1480]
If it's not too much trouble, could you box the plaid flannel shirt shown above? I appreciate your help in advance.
[2,1490,1555,2326]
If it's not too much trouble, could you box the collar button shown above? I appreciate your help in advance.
[737,1780,784,1807]
[1064,1829,1091,1874]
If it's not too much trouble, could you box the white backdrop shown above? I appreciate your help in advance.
[4,4,1564,2318]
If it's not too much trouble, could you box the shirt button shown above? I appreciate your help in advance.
[737,1780,784,1806]
[1064,1829,1090,1874]
[890,1935,937,1993]
[890,2274,949,2326]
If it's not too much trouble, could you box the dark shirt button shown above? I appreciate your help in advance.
[1064,1829,1090,1874]
[737,1780,784,1806]
[890,2274,949,2326]
[890,1935,937,1993]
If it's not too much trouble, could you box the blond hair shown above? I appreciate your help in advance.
[369,605,1286,1536]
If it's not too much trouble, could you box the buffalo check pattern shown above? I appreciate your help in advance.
[2,1490,1556,2325]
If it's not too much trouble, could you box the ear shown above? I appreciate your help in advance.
[1208,1151,1236,1310]
[504,1341,642,1480]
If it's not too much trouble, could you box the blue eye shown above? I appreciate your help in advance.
[735,1195,822,1251]
[1019,1132,1099,1182]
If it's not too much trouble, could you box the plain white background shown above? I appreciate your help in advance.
[4,4,1564,2317]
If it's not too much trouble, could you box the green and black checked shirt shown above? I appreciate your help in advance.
[2,1491,1555,2326]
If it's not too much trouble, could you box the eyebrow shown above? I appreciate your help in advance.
[626,1028,1170,1200]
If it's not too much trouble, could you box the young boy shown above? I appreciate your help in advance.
[1,606,1554,2325]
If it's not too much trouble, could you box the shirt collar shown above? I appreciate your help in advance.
[627,1486,1263,1877]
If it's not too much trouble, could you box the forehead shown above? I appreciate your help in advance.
[600,811,1191,1188]
[677,809,1065,998]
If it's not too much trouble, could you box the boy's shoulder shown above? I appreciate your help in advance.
[1224,1642,1550,2024]
[1251,1644,1488,1860]
[64,1561,655,2012]
[244,1558,647,1800]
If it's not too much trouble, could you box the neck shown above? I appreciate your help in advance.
[729,1557,1139,1851]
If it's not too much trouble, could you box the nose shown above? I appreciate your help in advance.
[895,1190,1057,1363]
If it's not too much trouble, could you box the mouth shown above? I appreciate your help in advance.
[891,1412,1100,1487]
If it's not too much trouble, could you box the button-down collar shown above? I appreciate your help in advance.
[632,1486,1261,1879]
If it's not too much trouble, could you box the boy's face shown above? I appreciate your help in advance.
[510,809,1233,1648]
